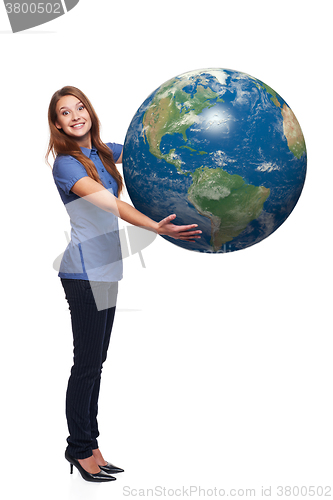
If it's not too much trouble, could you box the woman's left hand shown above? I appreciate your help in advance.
[157,214,202,242]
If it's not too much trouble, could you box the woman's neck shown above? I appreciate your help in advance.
[76,137,92,149]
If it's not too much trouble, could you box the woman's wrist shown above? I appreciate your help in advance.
[149,220,160,233]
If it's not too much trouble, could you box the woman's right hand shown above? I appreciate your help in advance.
[157,214,202,242]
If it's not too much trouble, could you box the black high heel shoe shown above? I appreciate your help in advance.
[99,462,124,474]
[65,449,116,482]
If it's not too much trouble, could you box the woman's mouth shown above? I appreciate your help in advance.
[71,123,85,129]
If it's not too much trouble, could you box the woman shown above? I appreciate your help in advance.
[47,86,201,483]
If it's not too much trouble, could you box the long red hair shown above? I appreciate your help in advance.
[46,86,123,196]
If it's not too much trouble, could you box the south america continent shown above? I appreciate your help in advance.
[188,166,270,251]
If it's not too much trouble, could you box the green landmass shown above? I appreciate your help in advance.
[180,145,197,152]
[188,166,270,251]
[288,142,305,159]
[142,78,223,172]
[180,145,208,155]
[258,82,282,107]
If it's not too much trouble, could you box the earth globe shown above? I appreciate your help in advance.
[122,68,307,253]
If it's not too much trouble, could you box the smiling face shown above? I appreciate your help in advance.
[55,94,93,148]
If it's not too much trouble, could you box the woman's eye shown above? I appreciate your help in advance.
[78,106,84,110]
[62,111,69,115]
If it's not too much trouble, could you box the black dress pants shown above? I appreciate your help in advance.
[61,278,118,459]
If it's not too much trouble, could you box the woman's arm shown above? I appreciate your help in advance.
[71,176,201,241]
[115,150,123,164]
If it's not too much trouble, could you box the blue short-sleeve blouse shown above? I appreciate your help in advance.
[52,142,123,282]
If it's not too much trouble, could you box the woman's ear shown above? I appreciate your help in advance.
[55,122,61,130]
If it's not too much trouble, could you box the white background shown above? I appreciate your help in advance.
[0,1,332,499]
